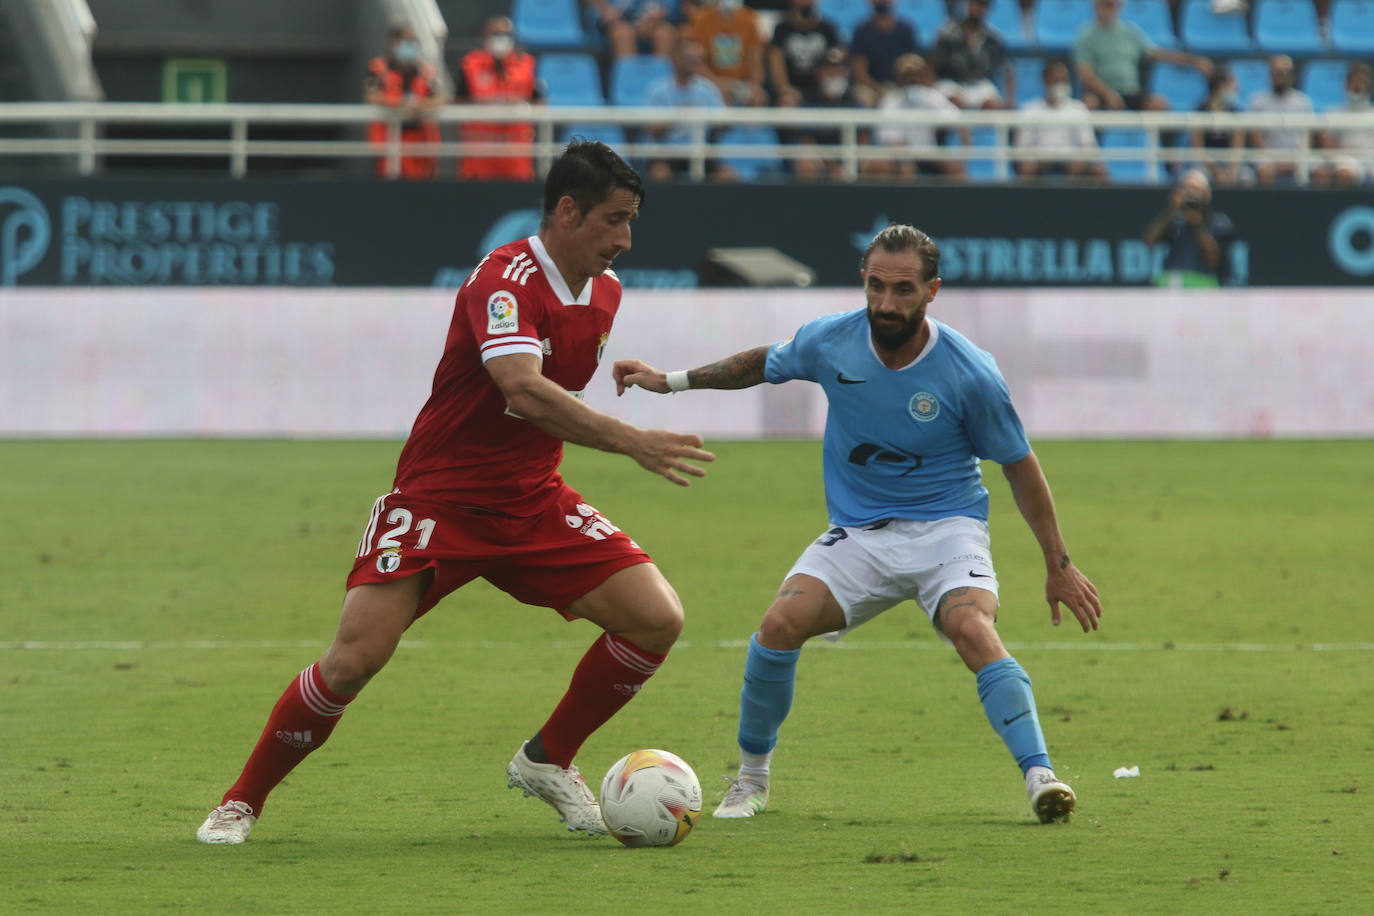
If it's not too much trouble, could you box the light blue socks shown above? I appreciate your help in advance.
[976,656,1052,773]
[737,633,800,756]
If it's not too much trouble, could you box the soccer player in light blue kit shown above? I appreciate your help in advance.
[614,224,1102,823]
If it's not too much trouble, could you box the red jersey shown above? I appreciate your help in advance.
[394,236,622,516]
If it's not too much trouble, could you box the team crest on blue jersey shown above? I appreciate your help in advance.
[376,547,402,574]
[909,392,940,422]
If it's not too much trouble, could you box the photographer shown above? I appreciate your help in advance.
[1143,169,1236,288]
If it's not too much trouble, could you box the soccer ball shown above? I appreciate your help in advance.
[599,749,702,847]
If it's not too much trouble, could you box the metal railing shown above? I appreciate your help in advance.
[0,101,1363,182]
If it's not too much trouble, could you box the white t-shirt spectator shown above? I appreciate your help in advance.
[1248,88,1314,150]
[875,85,959,149]
[1015,97,1097,153]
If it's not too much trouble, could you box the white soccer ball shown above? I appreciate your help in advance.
[599,749,703,847]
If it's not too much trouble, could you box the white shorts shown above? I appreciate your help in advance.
[935,78,1003,109]
[785,516,999,644]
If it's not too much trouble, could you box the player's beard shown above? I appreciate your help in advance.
[867,308,922,351]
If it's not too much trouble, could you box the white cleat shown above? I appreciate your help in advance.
[712,775,769,818]
[196,801,256,844]
[506,741,607,835]
[1028,772,1076,823]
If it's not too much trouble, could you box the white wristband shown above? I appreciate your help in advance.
[665,370,690,393]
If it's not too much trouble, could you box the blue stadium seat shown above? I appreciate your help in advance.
[1228,58,1270,103]
[511,0,585,50]
[1034,0,1095,51]
[1180,0,1254,54]
[558,122,629,155]
[1301,59,1350,111]
[1149,61,1209,110]
[1253,0,1325,53]
[609,55,673,107]
[965,126,1009,182]
[896,0,951,46]
[537,53,604,106]
[1007,56,1049,107]
[717,126,784,181]
[1330,0,1374,53]
[820,0,872,42]
[986,0,1033,52]
[1099,128,1165,183]
[1123,0,1178,49]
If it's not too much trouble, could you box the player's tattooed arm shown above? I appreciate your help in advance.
[687,346,769,390]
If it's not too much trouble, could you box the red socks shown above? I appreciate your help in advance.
[222,662,354,814]
[537,633,667,768]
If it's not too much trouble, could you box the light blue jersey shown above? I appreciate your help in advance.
[764,309,1030,526]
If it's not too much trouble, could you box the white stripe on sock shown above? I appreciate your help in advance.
[297,666,348,717]
[604,635,660,675]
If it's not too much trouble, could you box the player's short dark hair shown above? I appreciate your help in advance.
[860,223,940,281]
[542,140,644,226]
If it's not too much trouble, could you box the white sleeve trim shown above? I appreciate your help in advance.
[481,335,541,353]
[480,341,543,362]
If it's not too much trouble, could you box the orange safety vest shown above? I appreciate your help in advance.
[367,56,440,179]
[458,49,537,180]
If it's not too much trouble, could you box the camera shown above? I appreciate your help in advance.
[1181,195,1203,210]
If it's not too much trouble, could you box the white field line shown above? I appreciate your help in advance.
[1,639,1373,652]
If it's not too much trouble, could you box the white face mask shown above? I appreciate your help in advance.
[718,0,743,11]
[1048,81,1071,104]
[1348,89,1371,110]
[486,34,515,57]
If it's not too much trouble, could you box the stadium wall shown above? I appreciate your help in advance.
[4,179,1374,288]
[2,287,1371,439]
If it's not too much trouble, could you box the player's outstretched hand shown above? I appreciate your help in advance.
[1046,562,1102,633]
[614,360,670,396]
[631,428,715,486]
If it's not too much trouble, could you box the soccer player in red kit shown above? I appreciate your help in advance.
[196,140,714,844]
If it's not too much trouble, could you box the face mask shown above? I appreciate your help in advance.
[1048,81,1071,104]
[1348,90,1371,109]
[718,0,743,11]
[395,40,419,64]
[821,75,849,97]
[486,34,515,57]
[1220,89,1238,107]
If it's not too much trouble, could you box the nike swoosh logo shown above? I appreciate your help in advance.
[1003,710,1031,726]
[969,571,993,578]
[836,373,865,384]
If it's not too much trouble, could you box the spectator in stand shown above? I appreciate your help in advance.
[769,0,842,108]
[1321,62,1374,187]
[931,0,1011,110]
[1247,54,1315,187]
[454,16,543,181]
[644,36,735,181]
[688,0,768,106]
[590,0,679,59]
[1143,169,1235,287]
[1014,58,1105,183]
[364,25,445,180]
[1192,65,1249,188]
[871,54,966,182]
[1075,0,1210,112]
[851,0,921,105]
[793,47,869,181]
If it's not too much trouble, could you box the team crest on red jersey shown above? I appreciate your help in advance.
[487,290,518,334]
[376,547,402,573]
[596,331,610,364]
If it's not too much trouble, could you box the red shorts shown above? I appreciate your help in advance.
[345,484,652,619]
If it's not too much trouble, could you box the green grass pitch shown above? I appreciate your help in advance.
[2,439,1371,913]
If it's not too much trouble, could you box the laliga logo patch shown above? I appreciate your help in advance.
[909,392,940,422]
[376,547,402,574]
[487,290,519,335]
